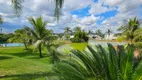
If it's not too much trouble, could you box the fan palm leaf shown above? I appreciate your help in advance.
[54,44,142,80]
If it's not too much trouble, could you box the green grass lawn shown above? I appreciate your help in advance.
[70,43,88,51]
[0,43,88,80]
[0,47,56,80]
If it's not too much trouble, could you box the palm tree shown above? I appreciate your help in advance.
[133,28,142,42]
[95,29,104,38]
[88,30,93,35]
[95,29,101,35]
[105,29,112,36]
[11,0,64,20]
[54,44,142,80]
[64,27,72,40]
[64,27,72,35]
[74,27,81,32]
[118,17,140,42]
[26,16,51,58]
[0,15,3,34]
[117,25,128,32]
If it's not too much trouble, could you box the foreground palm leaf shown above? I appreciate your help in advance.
[54,44,142,80]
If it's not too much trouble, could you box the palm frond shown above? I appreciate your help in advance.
[54,44,142,80]
[53,62,87,80]
[54,0,64,21]
[0,15,3,24]
[132,61,142,80]
[12,0,24,16]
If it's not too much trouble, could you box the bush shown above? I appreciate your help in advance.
[70,37,82,43]
[83,36,89,42]
[71,30,89,43]
[70,36,89,43]
[135,42,142,49]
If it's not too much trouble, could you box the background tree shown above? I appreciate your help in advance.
[95,29,104,38]
[133,28,142,42]
[8,28,31,50]
[74,27,81,32]
[71,27,89,43]
[0,33,13,47]
[105,29,112,36]
[118,17,140,42]
[64,27,72,34]
[64,27,72,40]
[88,30,94,35]
[11,0,64,20]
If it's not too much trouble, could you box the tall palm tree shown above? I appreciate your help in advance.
[64,27,72,35]
[106,29,112,36]
[11,0,64,20]
[88,30,93,35]
[26,16,51,58]
[64,27,72,40]
[95,29,104,38]
[118,17,140,42]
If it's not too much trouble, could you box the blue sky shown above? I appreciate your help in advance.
[0,0,142,33]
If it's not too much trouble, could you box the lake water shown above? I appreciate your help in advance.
[1,43,24,47]
[88,40,127,47]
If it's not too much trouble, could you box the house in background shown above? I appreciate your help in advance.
[104,33,118,40]
[88,34,103,40]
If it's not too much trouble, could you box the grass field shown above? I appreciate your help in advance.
[0,47,56,80]
[0,43,88,80]
[70,43,88,51]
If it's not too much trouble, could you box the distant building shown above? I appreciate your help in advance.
[104,34,117,40]
[88,34,94,39]
[70,35,74,38]
[89,34,102,40]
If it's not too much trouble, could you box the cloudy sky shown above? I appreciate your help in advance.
[0,0,142,33]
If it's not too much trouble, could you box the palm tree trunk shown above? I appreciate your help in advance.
[39,44,43,58]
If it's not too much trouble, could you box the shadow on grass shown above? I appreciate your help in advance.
[0,48,49,59]
[0,72,57,80]
[0,56,12,60]
[0,49,37,58]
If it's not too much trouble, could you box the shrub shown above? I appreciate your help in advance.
[71,30,89,43]
[83,36,89,42]
[54,44,142,80]
[135,42,142,49]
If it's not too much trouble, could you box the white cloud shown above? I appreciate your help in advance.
[63,0,93,12]
[89,2,114,15]
[95,0,142,33]
[101,0,123,7]
[0,0,142,33]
